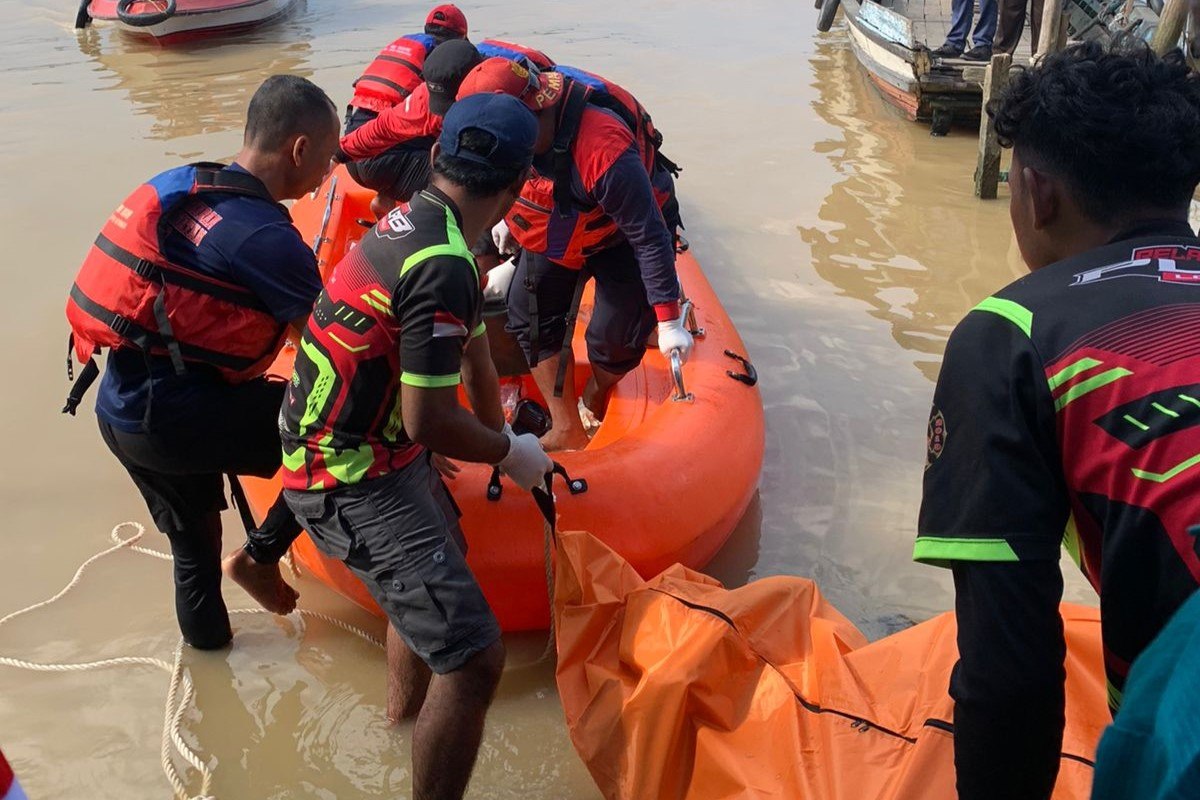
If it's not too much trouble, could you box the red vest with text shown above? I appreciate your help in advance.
[505,71,677,268]
[350,33,439,114]
[66,163,287,384]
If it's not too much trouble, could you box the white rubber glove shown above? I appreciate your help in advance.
[657,317,695,364]
[492,219,517,256]
[496,428,553,491]
[482,258,517,303]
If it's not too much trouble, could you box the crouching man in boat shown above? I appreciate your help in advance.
[342,4,469,219]
[63,75,342,649]
[912,41,1200,800]
[336,38,555,218]
[280,94,552,800]
[456,58,691,451]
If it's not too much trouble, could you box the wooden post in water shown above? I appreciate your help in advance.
[1037,0,1068,56]
[974,53,1013,200]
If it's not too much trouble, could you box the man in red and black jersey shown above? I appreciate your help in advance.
[914,42,1200,799]
[281,94,552,800]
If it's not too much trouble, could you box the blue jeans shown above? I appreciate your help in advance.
[945,0,997,48]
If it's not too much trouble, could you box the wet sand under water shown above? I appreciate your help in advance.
[0,0,1101,796]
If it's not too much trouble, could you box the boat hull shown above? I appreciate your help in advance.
[86,0,297,44]
[242,168,766,632]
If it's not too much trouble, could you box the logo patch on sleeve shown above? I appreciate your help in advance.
[432,310,468,338]
[377,208,415,240]
[926,408,947,469]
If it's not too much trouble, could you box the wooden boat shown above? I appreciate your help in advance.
[84,0,298,44]
[832,0,1033,128]
[824,0,1171,131]
[241,167,766,632]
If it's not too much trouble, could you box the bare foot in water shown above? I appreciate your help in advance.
[222,548,299,615]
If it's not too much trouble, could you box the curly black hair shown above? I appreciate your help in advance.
[989,39,1200,225]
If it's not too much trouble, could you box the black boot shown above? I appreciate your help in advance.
[931,42,964,58]
[962,45,993,61]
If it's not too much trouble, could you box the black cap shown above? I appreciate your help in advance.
[424,40,482,117]
[439,93,537,172]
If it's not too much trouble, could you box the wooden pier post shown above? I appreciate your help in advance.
[1037,0,1068,56]
[974,53,1012,200]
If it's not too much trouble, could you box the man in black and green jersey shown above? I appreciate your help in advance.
[280,93,552,800]
[914,42,1200,799]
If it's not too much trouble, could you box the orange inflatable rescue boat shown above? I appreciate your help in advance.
[241,167,766,631]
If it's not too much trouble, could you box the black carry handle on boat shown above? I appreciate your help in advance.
[724,350,758,387]
[117,0,177,27]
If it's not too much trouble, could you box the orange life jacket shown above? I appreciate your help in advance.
[505,71,680,268]
[350,33,439,114]
[64,163,289,412]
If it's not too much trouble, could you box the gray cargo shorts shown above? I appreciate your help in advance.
[284,453,502,674]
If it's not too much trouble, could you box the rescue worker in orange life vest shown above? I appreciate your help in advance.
[457,59,692,452]
[343,4,468,219]
[68,76,340,650]
[337,38,555,173]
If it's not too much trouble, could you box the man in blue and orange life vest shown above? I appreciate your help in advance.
[64,75,341,650]
[912,41,1200,800]
[281,93,552,800]
[343,3,468,219]
[336,38,555,218]
[455,58,692,451]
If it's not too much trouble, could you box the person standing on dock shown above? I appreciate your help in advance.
[931,0,998,61]
[343,4,469,219]
[914,41,1200,799]
[281,94,552,800]
[456,58,692,451]
[994,0,1041,57]
[64,76,342,650]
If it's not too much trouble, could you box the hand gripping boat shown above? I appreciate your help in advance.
[241,167,766,632]
[81,0,298,44]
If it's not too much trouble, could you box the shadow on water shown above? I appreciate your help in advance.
[74,2,314,141]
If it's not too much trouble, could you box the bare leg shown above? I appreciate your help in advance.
[531,354,590,452]
[388,623,432,723]
[410,639,505,800]
[370,192,397,220]
[580,364,623,422]
[222,548,298,615]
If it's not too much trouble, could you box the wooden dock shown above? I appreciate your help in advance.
[839,0,1032,127]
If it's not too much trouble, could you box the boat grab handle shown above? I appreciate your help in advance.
[312,175,338,255]
[671,350,694,403]
[724,350,758,387]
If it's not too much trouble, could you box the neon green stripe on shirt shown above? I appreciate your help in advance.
[913,536,1020,567]
[972,296,1033,338]
[400,371,461,388]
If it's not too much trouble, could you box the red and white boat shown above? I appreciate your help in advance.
[83,0,298,45]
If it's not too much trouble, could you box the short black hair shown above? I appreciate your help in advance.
[244,74,338,150]
[424,23,463,41]
[990,39,1200,225]
[433,129,526,197]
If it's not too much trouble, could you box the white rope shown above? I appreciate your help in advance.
[0,521,383,799]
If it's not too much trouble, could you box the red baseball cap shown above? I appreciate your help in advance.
[456,57,563,111]
[425,4,467,37]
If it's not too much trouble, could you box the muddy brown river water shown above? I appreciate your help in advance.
[0,0,1101,796]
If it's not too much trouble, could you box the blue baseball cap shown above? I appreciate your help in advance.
[438,92,537,172]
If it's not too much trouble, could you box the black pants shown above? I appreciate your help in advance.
[97,377,299,649]
[505,243,657,376]
[995,0,1041,55]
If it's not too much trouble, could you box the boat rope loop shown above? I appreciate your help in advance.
[0,522,382,800]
